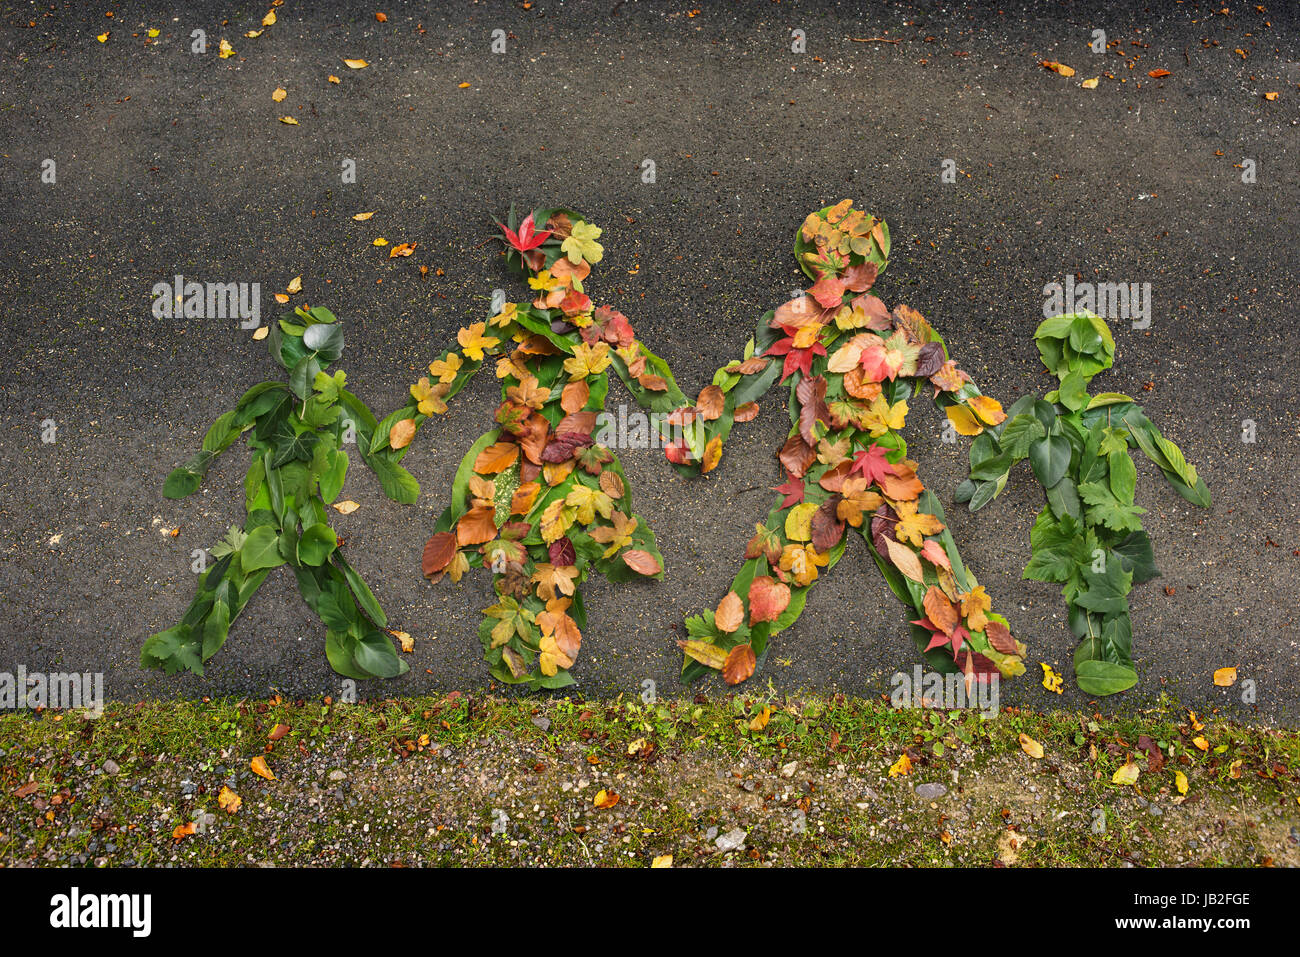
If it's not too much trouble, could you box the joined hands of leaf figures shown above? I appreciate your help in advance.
[957,310,1210,696]
[144,305,417,680]
[677,199,1029,688]
[387,207,743,690]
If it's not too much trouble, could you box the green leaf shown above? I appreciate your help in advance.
[352,630,408,678]
[163,467,203,499]
[297,524,338,566]
[998,413,1045,459]
[1075,660,1138,696]
[240,525,286,574]
[1028,433,1072,488]
[1108,449,1137,504]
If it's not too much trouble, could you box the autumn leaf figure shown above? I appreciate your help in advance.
[387,206,730,690]
[678,200,1026,688]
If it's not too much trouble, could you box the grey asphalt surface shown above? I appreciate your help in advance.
[0,1,1297,721]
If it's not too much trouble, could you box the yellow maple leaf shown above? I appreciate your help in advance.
[562,341,611,380]
[565,484,613,525]
[428,352,463,383]
[893,499,945,547]
[457,322,500,361]
[218,785,242,814]
[861,395,908,437]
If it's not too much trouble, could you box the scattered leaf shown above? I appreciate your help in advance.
[1018,734,1044,759]
[250,755,275,780]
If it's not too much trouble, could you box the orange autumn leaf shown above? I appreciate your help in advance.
[967,395,1006,426]
[715,591,745,633]
[474,441,519,474]
[877,459,924,501]
[1213,666,1237,687]
[621,549,661,576]
[1018,734,1045,759]
[893,499,945,547]
[173,821,197,840]
[510,481,541,516]
[218,785,242,814]
[422,531,457,577]
[923,586,960,636]
[456,506,498,547]
[388,418,416,450]
[888,753,912,777]
[696,384,725,421]
[250,756,275,780]
[594,789,620,809]
[560,379,590,414]
[734,401,760,422]
[1148,68,1171,78]
[723,644,757,685]
[920,539,951,570]
[701,436,723,473]
[1040,60,1075,77]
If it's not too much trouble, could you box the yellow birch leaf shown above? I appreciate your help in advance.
[1213,666,1237,687]
[1112,758,1140,786]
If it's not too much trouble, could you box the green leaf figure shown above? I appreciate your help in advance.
[142,305,417,680]
[958,310,1211,696]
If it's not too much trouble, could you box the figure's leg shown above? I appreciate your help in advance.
[852,454,1026,681]
[141,542,272,675]
[680,492,850,685]
[1065,515,1139,694]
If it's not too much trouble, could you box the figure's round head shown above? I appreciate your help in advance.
[498,206,603,279]
[1032,311,1114,385]
[793,199,890,283]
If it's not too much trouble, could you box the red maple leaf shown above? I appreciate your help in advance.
[850,443,897,486]
[773,472,805,509]
[500,212,552,253]
[765,331,828,383]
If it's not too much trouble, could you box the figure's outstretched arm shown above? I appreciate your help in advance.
[161,383,274,498]
[1097,401,1210,507]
